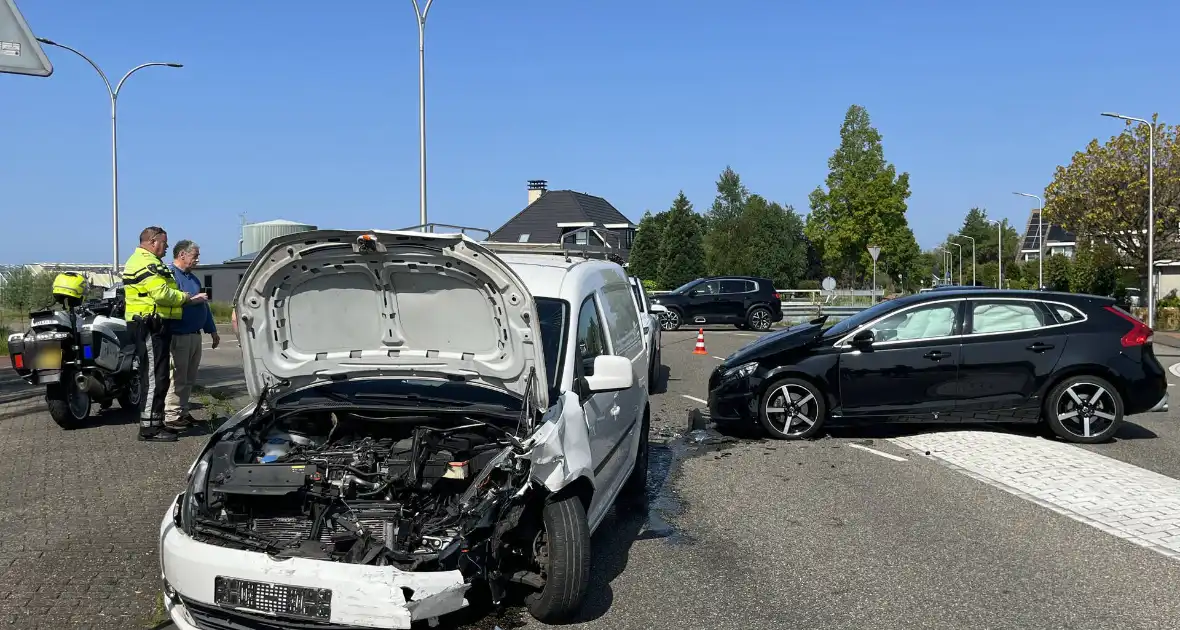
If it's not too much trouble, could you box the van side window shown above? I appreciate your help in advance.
[602,284,643,356]
[576,295,608,376]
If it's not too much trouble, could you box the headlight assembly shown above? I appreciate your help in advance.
[723,361,758,379]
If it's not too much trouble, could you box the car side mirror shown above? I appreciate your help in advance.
[583,355,634,393]
[851,330,874,348]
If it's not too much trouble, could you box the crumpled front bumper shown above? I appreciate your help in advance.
[158,498,471,629]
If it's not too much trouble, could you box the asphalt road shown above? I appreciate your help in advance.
[2,328,1180,629]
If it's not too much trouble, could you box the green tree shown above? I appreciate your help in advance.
[806,104,920,288]
[703,166,749,276]
[1044,254,1072,291]
[728,195,809,288]
[946,207,1021,268]
[627,210,668,284]
[1043,116,1180,280]
[658,191,707,290]
[1,268,55,315]
[1069,240,1120,296]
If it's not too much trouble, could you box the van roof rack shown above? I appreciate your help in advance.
[479,241,623,264]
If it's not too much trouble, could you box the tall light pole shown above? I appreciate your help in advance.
[957,234,976,286]
[412,0,435,231]
[36,37,182,277]
[1103,112,1156,328]
[1013,192,1043,289]
[990,219,1003,288]
[948,242,963,285]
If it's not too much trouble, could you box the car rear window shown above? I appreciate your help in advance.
[971,301,1046,334]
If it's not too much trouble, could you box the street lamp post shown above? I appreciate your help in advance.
[412,0,435,231]
[36,38,181,277]
[990,220,1004,288]
[1013,192,1043,289]
[957,234,976,286]
[1102,112,1156,329]
[949,242,963,286]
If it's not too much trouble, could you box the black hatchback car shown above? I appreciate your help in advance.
[707,288,1168,443]
[651,276,783,331]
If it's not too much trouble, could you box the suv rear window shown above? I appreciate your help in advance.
[721,279,754,294]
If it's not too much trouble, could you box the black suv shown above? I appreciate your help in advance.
[651,276,783,331]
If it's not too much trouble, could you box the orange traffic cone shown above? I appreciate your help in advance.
[693,329,708,355]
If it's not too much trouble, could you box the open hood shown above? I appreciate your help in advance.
[234,229,548,410]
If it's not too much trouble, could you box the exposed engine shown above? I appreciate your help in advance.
[184,409,535,573]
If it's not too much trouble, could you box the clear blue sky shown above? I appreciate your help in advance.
[2,0,1177,265]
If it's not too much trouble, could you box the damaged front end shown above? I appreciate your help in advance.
[171,384,569,624]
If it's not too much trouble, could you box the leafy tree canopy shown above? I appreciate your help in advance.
[658,191,707,290]
[806,104,919,288]
[1043,116,1180,276]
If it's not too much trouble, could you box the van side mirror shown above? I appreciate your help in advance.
[583,355,634,393]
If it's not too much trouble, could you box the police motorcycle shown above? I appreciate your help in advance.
[6,272,141,428]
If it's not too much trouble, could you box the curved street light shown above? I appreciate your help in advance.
[412,0,435,231]
[956,234,976,286]
[948,242,963,286]
[1102,112,1156,329]
[36,37,183,276]
[1013,192,1043,289]
[989,219,1004,288]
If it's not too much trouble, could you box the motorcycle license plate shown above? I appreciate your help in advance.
[35,348,62,370]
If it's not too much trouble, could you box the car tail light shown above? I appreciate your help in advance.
[774,292,781,300]
[12,354,23,370]
[1104,305,1153,347]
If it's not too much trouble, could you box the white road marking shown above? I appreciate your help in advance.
[891,430,1180,560]
[711,356,725,361]
[1169,362,1180,378]
[848,443,908,462]
[199,378,244,389]
[682,395,708,405]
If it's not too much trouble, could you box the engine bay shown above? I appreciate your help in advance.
[186,408,534,572]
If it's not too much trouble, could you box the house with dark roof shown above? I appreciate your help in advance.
[487,180,637,260]
[1018,210,1076,262]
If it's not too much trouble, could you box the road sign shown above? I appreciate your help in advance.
[0,0,51,77]
[867,245,881,262]
[821,277,836,291]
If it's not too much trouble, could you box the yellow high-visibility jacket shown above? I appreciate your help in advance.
[122,247,187,319]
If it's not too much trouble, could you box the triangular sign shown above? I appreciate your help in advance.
[0,0,52,77]
[867,245,881,262]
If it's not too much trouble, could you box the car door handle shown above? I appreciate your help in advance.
[923,350,951,361]
[1027,342,1054,353]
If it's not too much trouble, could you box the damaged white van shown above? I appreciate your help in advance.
[158,230,651,629]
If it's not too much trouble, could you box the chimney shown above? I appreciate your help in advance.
[527,179,548,205]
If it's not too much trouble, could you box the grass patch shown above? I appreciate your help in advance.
[192,387,238,431]
[209,301,234,324]
[0,326,9,355]
[142,591,169,628]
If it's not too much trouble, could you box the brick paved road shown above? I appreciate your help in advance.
[6,327,1180,629]
[0,337,246,629]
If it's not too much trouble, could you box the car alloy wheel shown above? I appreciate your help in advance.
[748,307,772,331]
[1047,376,1123,443]
[759,377,826,439]
[661,310,681,331]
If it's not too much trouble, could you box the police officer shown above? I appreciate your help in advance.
[122,226,208,442]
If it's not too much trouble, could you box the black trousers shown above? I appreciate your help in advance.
[130,316,172,433]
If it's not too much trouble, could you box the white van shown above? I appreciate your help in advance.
[158,231,651,629]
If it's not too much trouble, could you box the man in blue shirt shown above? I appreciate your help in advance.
[163,240,220,428]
